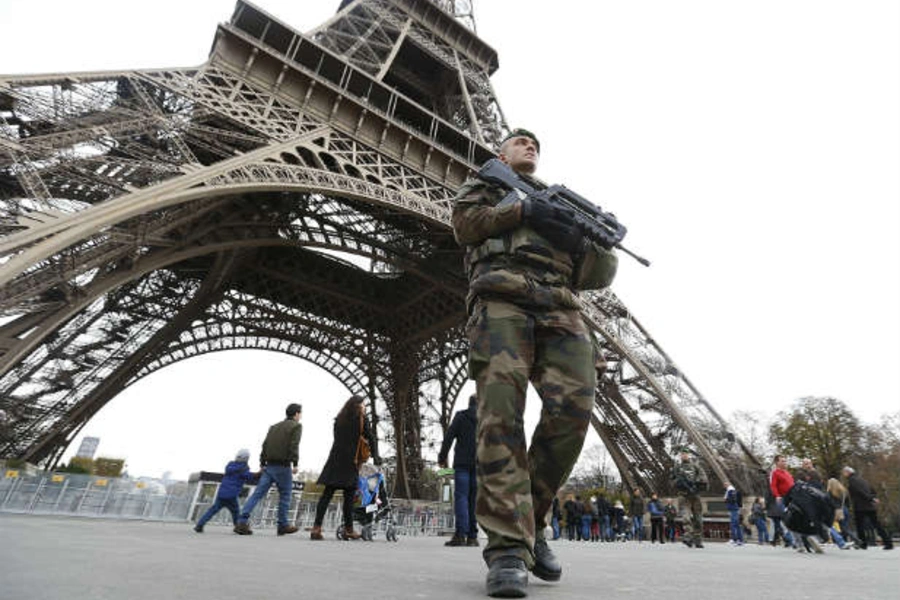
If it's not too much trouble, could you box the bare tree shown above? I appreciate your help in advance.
[570,444,617,489]
[728,409,774,463]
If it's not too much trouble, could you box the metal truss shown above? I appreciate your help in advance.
[0,0,761,498]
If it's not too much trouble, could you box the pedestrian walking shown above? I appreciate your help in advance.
[310,396,377,541]
[193,448,254,533]
[843,466,893,550]
[233,403,303,536]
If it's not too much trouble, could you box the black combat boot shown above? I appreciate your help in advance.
[486,556,528,598]
[531,538,561,582]
[445,534,467,546]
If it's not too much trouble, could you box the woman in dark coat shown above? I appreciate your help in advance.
[310,395,374,540]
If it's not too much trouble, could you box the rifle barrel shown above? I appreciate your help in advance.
[616,244,651,267]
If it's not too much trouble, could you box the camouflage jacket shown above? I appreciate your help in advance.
[451,176,616,312]
[670,458,708,496]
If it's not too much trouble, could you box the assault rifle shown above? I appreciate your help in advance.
[478,158,650,266]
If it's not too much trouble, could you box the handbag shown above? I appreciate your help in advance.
[355,413,371,466]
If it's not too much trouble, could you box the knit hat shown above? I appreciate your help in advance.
[235,448,250,461]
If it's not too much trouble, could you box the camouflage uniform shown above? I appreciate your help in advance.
[452,174,617,568]
[670,457,708,544]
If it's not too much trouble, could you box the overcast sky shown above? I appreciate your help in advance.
[1,0,897,480]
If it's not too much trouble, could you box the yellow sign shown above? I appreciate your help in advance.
[51,474,65,483]
[5,470,19,479]
[95,479,108,487]
[136,482,146,489]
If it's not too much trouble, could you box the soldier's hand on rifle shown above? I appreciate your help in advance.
[520,196,583,254]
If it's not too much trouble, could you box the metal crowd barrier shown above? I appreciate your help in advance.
[1,471,193,520]
[0,470,455,536]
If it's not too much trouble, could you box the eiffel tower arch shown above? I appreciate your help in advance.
[0,0,763,498]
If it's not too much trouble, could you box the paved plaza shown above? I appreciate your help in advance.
[2,513,897,600]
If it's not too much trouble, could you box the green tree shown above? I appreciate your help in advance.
[768,396,864,478]
[66,456,94,474]
[856,412,900,534]
[93,457,125,477]
[57,463,90,475]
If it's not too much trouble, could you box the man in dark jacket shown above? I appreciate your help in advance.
[630,489,646,542]
[595,493,611,542]
[563,496,577,541]
[439,394,479,547]
[234,403,303,536]
[843,466,893,550]
[193,448,255,532]
[647,493,665,544]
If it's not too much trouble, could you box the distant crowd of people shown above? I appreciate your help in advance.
[537,452,894,556]
[550,490,682,544]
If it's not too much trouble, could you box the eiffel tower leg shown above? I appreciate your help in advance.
[388,347,425,500]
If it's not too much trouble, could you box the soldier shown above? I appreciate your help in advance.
[451,129,618,597]
[670,448,708,548]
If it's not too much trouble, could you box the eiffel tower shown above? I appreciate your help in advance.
[0,0,763,497]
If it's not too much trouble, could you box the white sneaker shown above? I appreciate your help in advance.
[807,537,824,554]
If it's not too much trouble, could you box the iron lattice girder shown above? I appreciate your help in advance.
[583,291,764,495]
[1,269,203,458]
[12,252,242,463]
[134,289,389,399]
[0,0,763,497]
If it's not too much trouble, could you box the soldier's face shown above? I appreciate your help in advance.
[499,135,539,175]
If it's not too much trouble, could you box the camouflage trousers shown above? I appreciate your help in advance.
[680,494,704,543]
[466,299,596,568]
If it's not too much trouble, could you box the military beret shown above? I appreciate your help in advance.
[500,128,540,153]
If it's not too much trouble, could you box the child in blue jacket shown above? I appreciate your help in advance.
[194,449,254,532]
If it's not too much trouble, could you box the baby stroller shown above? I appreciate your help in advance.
[336,465,399,542]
